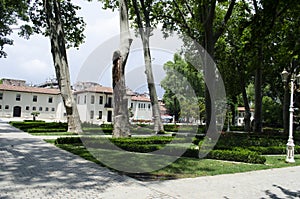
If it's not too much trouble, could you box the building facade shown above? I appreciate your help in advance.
[0,82,66,122]
[0,79,161,124]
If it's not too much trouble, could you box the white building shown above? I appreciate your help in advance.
[0,82,66,122]
[74,85,114,124]
[0,79,158,124]
[130,94,152,122]
[236,107,254,126]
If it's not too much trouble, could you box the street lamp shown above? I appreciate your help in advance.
[281,68,300,163]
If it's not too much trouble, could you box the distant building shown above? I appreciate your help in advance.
[236,107,254,126]
[0,78,166,124]
[74,85,114,124]
[0,81,65,122]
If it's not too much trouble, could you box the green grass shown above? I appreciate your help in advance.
[44,140,300,181]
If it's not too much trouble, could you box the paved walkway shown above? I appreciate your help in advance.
[0,120,300,199]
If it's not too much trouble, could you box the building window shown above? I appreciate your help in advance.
[45,107,49,111]
[90,111,94,119]
[16,94,21,101]
[77,96,80,104]
[48,97,53,103]
[5,105,9,110]
[0,93,3,100]
[84,95,87,104]
[32,106,36,111]
[0,105,2,110]
[98,111,102,119]
[131,103,133,109]
[33,95,38,102]
[51,108,55,112]
[91,95,95,104]
[99,96,103,104]
[26,106,30,111]
[39,107,43,111]
[148,104,151,110]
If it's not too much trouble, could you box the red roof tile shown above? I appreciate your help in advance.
[0,84,60,95]
[74,85,113,94]
[131,95,151,102]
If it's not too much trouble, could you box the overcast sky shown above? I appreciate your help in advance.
[0,0,183,97]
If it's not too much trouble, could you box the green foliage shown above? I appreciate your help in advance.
[207,149,266,164]
[0,0,30,58]
[27,128,66,133]
[10,121,67,132]
[262,96,282,127]
[161,54,205,122]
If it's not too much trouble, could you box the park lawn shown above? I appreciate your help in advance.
[44,140,300,181]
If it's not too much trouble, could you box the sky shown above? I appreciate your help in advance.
[0,0,182,96]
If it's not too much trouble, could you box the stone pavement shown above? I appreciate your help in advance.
[0,120,300,199]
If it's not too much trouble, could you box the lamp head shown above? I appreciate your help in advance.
[281,69,289,83]
[296,73,300,86]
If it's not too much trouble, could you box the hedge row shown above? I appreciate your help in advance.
[207,149,266,164]
[27,128,67,133]
[55,137,266,164]
[10,121,67,132]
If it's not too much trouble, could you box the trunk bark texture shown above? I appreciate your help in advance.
[43,0,82,134]
[112,0,132,137]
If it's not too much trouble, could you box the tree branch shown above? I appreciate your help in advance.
[214,0,236,42]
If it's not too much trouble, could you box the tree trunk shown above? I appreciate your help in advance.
[142,35,164,133]
[112,0,132,137]
[203,11,218,137]
[254,65,263,133]
[238,65,251,132]
[43,0,82,134]
[254,45,263,133]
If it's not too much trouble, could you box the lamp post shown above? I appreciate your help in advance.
[281,68,300,163]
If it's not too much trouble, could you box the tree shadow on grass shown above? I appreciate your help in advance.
[263,184,300,199]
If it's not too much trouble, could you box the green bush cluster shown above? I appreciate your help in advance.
[164,124,179,132]
[27,128,67,133]
[207,149,266,164]
[10,121,67,132]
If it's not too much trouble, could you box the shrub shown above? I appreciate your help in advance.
[55,137,82,144]
[28,128,66,133]
[207,149,266,164]
[164,124,179,132]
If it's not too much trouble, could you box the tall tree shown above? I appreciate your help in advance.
[156,0,236,134]
[112,0,132,137]
[131,0,164,133]
[42,0,83,133]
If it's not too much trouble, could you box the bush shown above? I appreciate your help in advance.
[207,149,266,164]
[28,128,66,133]
[10,121,67,132]
[55,137,82,144]
[164,124,179,132]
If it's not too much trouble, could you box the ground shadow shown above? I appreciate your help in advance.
[262,184,300,199]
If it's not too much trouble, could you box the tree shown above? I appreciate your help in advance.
[155,0,236,135]
[130,0,164,133]
[0,0,31,58]
[161,54,205,123]
[112,0,132,137]
[29,0,85,133]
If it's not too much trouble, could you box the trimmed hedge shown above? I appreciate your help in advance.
[10,121,67,132]
[55,136,266,164]
[207,149,266,164]
[28,128,66,133]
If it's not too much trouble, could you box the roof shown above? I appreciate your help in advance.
[237,107,254,112]
[74,85,113,94]
[0,84,60,95]
[131,95,151,102]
